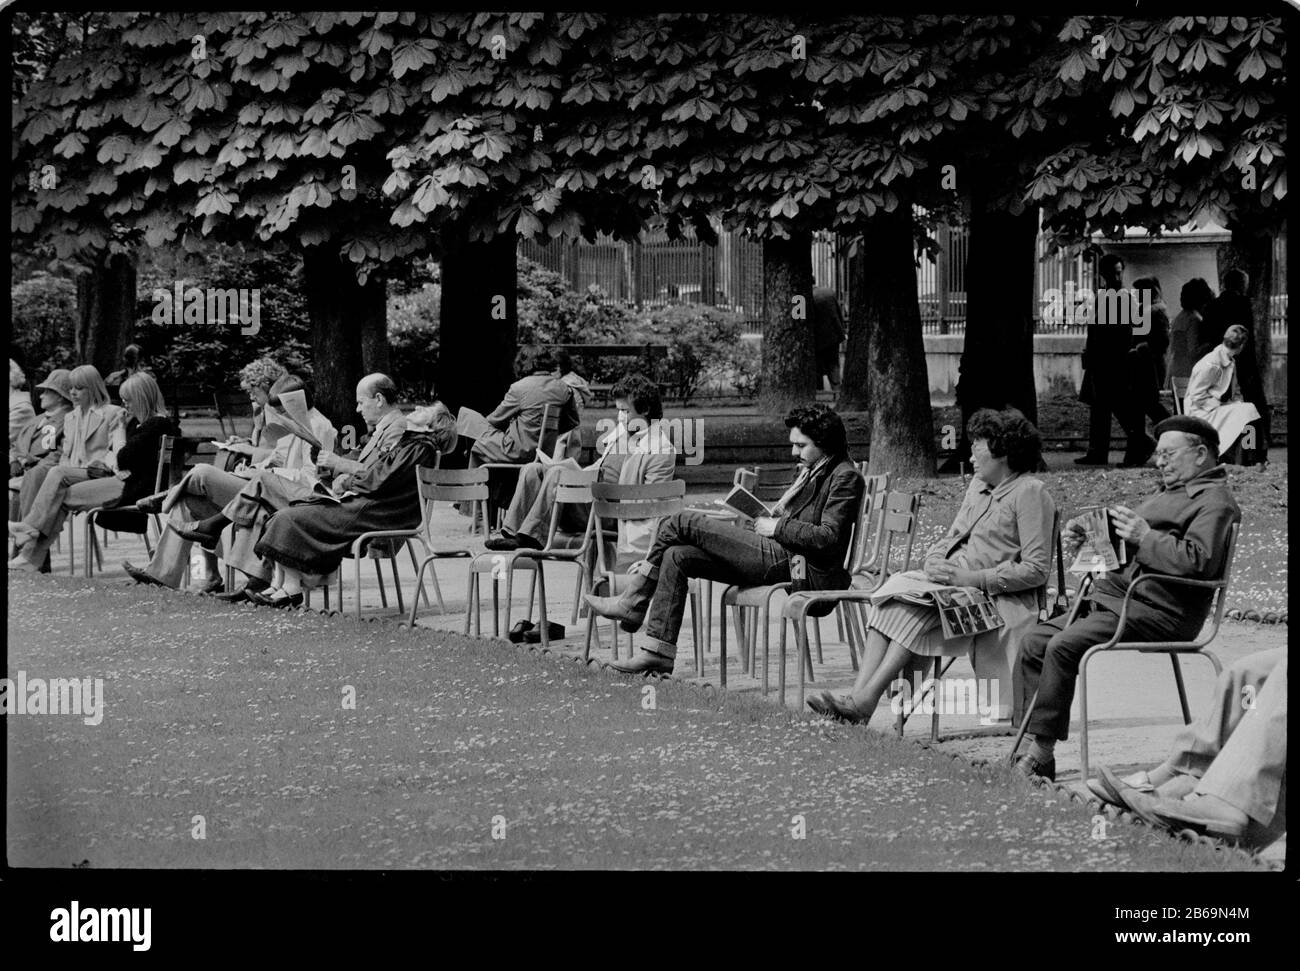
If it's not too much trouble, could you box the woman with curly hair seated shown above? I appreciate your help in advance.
[808,408,1056,725]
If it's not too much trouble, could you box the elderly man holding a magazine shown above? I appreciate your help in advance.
[807,408,1056,726]
[1013,414,1242,782]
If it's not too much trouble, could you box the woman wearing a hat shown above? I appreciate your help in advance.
[8,368,74,519]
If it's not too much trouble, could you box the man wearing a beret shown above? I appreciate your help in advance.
[1014,415,1242,781]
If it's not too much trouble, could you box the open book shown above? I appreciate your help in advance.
[1068,505,1127,574]
[722,484,772,519]
[869,570,1006,640]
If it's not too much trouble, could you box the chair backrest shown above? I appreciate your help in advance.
[1038,510,1067,618]
[536,402,561,457]
[867,491,921,590]
[590,479,686,573]
[733,466,760,493]
[849,471,891,574]
[213,390,254,440]
[1169,374,1189,415]
[542,467,600,549]
[417,466,489,503]
[1203,522,1240,634]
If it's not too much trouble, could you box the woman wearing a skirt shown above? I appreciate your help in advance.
[808,408,1056,724]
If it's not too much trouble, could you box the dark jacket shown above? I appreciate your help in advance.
[1089,465,1241,635]
[255,430,439,575]
[772,455,864,592]
[113,415,180,506]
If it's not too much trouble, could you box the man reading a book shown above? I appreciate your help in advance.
[483,374,676,555]
[1014,414,1242,782]
[585,403,864,675]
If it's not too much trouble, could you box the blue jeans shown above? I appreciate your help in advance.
[641,511,791,657]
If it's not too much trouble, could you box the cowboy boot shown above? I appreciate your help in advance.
[584,569,656,632]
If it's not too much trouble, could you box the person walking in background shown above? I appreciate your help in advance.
[1077,254,1150,467]
[811,286,845,395]
[105,343,151,400]
[1168,278,1215,381]
[1199,270,1270,466]
[1129,276,1171,431]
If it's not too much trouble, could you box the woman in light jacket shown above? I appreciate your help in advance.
[8,365,131,568]
[807,408,1056,725]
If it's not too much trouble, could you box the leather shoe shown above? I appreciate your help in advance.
[523,621,565,643]
[1150,794,1248,840]
[247,589,303,609]
[194,575,224,595]
[1014,753,1056,782]
[1087,765,1154,807]
[171,520,220,550]
[607,652,674,676]
[807,691,870,724]
[134,492,167,514]
[123,560,170,588]
[584,572,655,632]
[1119,787,1175,829]
[484,531,519,551]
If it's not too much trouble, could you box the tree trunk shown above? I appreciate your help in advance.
[759,230,818,413]
[301,244,389,438]
[838,237,870,412]
[946,190,1040,472]
[1218,215,1276,402]
[75,250,135,375]
[438,226,518,415]
[861,206,934,477]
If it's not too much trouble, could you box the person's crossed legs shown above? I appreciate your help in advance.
[586,510,791,672]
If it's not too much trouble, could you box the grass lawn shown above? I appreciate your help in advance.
[7,574,1264,871]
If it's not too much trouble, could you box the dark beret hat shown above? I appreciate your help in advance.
[1155,415,1219,454]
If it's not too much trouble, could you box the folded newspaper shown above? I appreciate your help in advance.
[869,570,1005,640]
[1068,505,1127,574]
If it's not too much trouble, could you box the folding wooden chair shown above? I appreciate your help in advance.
[773,490,920,707]
[469,467,600,647]
[1009,522,1240,779]
[896,512,1064,743]
[582,479,686,662]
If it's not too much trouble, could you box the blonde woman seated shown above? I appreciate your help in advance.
[807,408,1056,725]
[9,372,177,571]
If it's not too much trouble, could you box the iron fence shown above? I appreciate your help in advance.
[520,221,1287,339]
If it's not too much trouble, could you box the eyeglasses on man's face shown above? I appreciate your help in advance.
[1154,444,1201,464]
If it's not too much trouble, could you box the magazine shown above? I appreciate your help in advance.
[869,570,1006,640]
[1068,505,1127,574]
[722,484,772,519]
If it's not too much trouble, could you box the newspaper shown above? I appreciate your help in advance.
[1068,505,1127,574]
[869,570,1006,639]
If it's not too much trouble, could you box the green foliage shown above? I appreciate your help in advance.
[10,271,78,378]
[132,241,311,390]
[626,303,749,401]
[387,283,440,400]
[516,257,633,349]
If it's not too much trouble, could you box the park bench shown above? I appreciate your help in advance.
[536,343,670,403]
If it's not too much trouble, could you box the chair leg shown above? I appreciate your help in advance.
[354,555,363,621]
[774,613,786,700]
[463,571,475,635]
[1169,653,1192,724]
[718,594,729,690]
[526,570,537,624]
[931,657,942,743]
[407,544,432,609]
[390,556,405,615]
[535,564,550,647]
[1008,690,1038,764]
[1079,653,1091,781]
[812,614,823,665]
[491,577,500,637]
[704,579,713,654]
[373,559,388,609]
